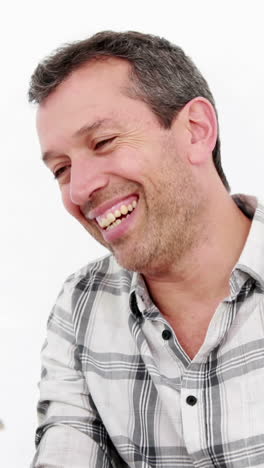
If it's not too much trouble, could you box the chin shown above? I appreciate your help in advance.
[112,248,154,273]
[111,250,139,272]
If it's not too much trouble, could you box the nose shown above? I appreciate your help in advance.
[69,156,109,206]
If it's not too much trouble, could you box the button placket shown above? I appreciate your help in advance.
[186,395,197,406]
[162,329,172,340]
[181,368,202,455]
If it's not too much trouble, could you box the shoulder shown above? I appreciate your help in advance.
[64,253,133,300]
[51,254,134,325]
[49,254,135,344]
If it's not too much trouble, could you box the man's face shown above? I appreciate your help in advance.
[37,58,203,273]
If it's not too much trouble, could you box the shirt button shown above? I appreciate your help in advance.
[162,329,172,340]
[186,395,197,406]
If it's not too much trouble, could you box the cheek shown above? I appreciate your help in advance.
[112,149,149,183]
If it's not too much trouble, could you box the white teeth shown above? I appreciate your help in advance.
[107,213,115,225]
[99,219,106,228]
[105,214,130,230]
[99,212,115,228]
[114,209,121,218]
[120,205,128,215]
[99,199,138,230]
[106,218,123,231]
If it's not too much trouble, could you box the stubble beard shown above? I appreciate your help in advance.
[109,166,205,274]
[84,146,206,274]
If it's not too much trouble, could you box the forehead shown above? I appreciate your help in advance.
[36,58,134,135]
[36,57,167,161]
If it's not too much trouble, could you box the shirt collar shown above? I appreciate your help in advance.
[130,271,157,319]
[234,194,264,292]
[129,194,264,318]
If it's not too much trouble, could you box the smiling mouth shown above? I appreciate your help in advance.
[96,199,138,230]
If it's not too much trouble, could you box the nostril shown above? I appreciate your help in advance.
[70,171,110,206]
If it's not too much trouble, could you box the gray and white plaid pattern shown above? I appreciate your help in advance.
[32,195,264,468]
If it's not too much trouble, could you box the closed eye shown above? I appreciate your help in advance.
[53,166,69,179]
[94,137,116,150]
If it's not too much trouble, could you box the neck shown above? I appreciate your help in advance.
[143,192,252,322]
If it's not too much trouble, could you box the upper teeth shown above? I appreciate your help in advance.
[98,200,137,228]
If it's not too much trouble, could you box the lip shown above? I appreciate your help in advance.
[86,193,139,220]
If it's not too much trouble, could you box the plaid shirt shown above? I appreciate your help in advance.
[32,195,264,468]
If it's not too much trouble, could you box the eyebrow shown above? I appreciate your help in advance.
[73,118,112,138]
[42,118,113,163]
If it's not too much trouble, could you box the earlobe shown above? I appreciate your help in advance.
[185,97,218,165]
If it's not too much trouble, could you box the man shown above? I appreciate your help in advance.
[29,31,264,467]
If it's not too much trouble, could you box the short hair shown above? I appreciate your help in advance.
[28,30,230,191]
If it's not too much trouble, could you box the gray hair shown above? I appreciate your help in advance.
[28,30,230,191]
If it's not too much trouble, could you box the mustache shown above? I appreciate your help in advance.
[82,182,141,213]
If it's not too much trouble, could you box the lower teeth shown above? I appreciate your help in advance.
[106,214,130,231]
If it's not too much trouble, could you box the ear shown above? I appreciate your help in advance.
[182,97,218,165]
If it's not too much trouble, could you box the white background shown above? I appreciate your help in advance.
[1,0,264,466]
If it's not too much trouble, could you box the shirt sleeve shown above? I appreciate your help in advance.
[31,277,119,468]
